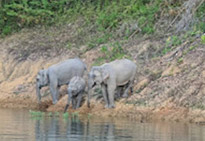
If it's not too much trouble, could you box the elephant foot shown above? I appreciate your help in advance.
[122,93,128,98]
[104,104,109,109]
[109,104,115,108]
[52,100,58,104]
[115,93,121,99]
[87,102,90,108]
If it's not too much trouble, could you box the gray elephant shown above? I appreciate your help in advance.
[64,76,86,112]
[87,59,137,108]
[36,58,87,104]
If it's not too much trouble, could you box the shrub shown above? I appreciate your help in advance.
[0,0,162,36]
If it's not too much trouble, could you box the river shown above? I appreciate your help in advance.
[0,108,204,141]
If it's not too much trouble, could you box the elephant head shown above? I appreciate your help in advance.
[87,66,109,107]
[68,87,78,97]
[36,69,49,103]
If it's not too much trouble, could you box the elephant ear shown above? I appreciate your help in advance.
[43,69,49,84]
[101,68,109,82]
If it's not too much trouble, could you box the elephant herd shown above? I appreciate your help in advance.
[36,58,137,112]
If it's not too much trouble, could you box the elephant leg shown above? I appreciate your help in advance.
[121,82,129,98]
[115,86,123,99]
[129,75,135,95]
[130,86,133,94]
[122,79,134,98]
[72,98,76,109]
[57,86,61,99]
[107,85,116,108]
[56,87,60,100]
[76,94,83,109]
[49,82,58,104]
[102,84,109,108]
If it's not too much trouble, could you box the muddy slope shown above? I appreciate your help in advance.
[0,25,204,123]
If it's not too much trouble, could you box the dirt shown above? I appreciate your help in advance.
[0,24,204,124]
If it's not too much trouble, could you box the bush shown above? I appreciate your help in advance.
[0,0,162,36]
[0,0,66,35]
[195,2,205,32]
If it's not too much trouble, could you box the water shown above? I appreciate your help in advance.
[0,108,204,141]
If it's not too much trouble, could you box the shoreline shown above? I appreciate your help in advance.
[0,97,204,125]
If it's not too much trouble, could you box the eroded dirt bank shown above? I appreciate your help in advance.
[0,26,204,124]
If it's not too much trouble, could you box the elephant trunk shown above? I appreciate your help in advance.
[87,87,91,108]
[87,77,95,108]
[64,88,72,112]
[36,83,41,104]
[64,104,69,113]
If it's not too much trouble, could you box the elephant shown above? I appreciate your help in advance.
[87,59,137,108]
[64,76,86,112]
[36,58,87,104]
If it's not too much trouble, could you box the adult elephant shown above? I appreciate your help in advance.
[36,58,87,104]
[87,59,137,108]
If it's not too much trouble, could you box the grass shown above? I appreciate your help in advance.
[63,112,69,119]
[189,46,195,51]
[48,112,53,117]
[92,41,131,66]
[54,112,60,117]
[201,34,205,44]
[72,112,79,118]
[29,110,61,119]
[192,103,205,110]
[161,35,182,55]
[71,112,79,122]
[88,113,92,119]
[29,110,45,117]
[177,57,183,64]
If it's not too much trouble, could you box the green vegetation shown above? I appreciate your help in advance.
[93,41,131,65]
[48,112,53,117]
[161,35,182,55]
[63,112,69,119]
[195,2,205,32]
[71,112,79,122]
[201,34,205,44]
[177,57,183,64]
[192,103,205,110]
[87,33,112,49]
[54,112,60,117]
[88,113,92,119]
[72,112,79,118]
[189,46,196,51]
[29,110,61,118]
[29,110,45,117]
[0,0,162,36]
[126,98,147,106]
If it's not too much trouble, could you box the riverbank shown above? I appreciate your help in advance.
[0,95,205,124]
[0,16,204,124]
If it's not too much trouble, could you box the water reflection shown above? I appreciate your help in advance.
[35,116,85,141]
[34,116,205,141]
[0,108,204,141]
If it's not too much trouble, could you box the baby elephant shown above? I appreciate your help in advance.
[64,76,86,112]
